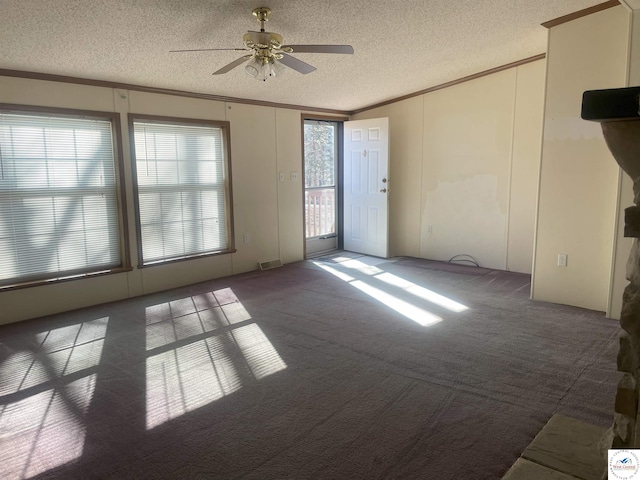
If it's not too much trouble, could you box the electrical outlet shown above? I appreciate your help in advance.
[557,254,567,267]
[290,171,298,181]
[427,225,433,235]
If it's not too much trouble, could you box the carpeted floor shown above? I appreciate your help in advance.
[0,255,619,479]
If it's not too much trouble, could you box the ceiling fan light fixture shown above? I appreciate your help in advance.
[244,56,262,78]
[245,55,285,81]
[269,58,286,78]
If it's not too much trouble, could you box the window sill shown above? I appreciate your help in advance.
[0,267,134,292]
[138,248,238,269]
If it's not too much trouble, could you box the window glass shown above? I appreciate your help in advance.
[132,119,231,265]
[304,123,335,188]
[0,111,121,285]
[304,121,338,239]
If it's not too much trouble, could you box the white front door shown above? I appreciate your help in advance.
[343,117,389,258]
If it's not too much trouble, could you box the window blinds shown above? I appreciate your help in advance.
[133,121,228,265]
[0,112,121,285]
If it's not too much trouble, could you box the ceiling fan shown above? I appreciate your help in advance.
[171,7,354,81]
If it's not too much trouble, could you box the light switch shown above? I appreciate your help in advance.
[557,254,567,267]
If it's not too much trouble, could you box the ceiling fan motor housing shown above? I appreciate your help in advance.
[243,31,289,61]
[244,32,283,48]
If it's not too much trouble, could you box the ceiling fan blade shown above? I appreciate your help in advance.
[213,55,252,75]
[283,45,354,54]
[171,48,248,52]
[278,54,317,75]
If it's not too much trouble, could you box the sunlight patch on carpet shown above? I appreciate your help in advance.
[0,318,107,479]
[0,375,96,479]
[374,272,468,313]
[231,323,287,380]
[145,290,286,430]
[337,258,384,275]
[315,262,443,326]
[351,280,442,327]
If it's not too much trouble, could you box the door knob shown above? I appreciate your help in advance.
[380,188,387,193]
[382,178,387,183]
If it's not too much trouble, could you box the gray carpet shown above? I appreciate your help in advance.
[0,255,619,479]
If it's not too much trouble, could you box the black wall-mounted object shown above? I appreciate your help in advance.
[581,86,640,122]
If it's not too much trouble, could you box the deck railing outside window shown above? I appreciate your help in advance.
[305,188,335,238]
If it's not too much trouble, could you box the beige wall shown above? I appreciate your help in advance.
[532,5,630,312]
[0,76,312,324]
[421,69,514,271]
[276,109,305,264]
[226,103,280,273]
[509,61,547,274]
[629,6,640,86]
[354,60,545,272]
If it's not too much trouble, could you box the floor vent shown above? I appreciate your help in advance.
[258,259,283,270]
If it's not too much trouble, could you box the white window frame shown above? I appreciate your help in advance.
[0,104,129,289]
[129,114,234,267]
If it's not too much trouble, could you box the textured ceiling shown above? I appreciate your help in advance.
[1,0,609,112]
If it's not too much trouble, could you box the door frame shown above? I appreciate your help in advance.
[301,114,349,259]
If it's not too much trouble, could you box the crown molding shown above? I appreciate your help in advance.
[0,68,351,116]
[541,0,620,29]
